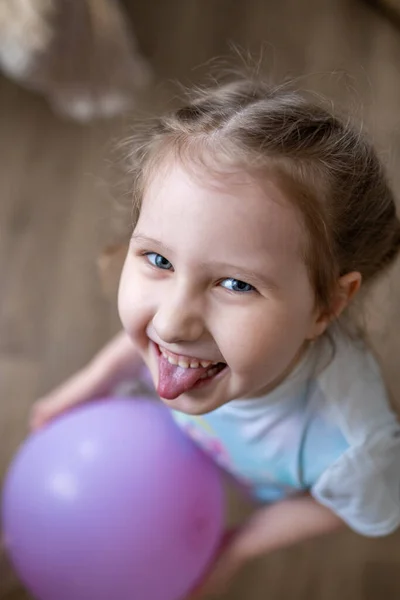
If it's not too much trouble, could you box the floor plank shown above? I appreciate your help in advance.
[2,1,400,598]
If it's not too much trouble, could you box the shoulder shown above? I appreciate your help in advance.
[310,326,397,445]
[308,328,400,537]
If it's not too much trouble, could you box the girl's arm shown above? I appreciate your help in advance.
[231,494,342,558]
[194,494,343,597]
[30,330,143,430]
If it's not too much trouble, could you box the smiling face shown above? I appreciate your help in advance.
[118,161,322,414]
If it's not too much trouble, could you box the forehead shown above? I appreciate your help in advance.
[138,161,304,267]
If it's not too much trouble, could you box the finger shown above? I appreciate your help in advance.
[187,528,242,598]
[29,390,84,431]
[29,400,60,431]
[194,550,242,597]
[29,369,99,430]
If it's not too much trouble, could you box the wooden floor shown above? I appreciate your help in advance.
[2,0,400,598]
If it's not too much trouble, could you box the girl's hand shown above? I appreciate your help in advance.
[30,365,110,431]
[30,331,142,430]
[190,529,245,598]
[190,496,344,598]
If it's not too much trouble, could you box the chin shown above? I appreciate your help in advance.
[159,394,220,416]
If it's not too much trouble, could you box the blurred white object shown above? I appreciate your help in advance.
[0,0,152,121]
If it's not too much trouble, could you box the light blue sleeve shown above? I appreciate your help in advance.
[300,331,400,536]
[311,423,400,536]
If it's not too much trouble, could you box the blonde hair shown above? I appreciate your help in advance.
[126,77,400,312]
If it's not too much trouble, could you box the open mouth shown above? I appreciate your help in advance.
[153,343,227,399]
[197,362,227,380]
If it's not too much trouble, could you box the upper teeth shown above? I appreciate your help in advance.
[160,347,216,369]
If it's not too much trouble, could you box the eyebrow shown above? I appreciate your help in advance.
[131,234,173,256]
[131,233,278,289]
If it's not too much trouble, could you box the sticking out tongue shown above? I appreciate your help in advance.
[157,353,211,400]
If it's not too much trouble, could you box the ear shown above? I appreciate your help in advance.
[331,271,362,316]
[307,272,362,340]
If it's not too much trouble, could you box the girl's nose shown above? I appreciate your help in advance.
[152,289,205,345]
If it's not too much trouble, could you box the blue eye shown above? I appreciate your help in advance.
[145,252,172,270]
[220,278,254,293]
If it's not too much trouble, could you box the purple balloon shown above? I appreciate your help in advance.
[2,397,224,600]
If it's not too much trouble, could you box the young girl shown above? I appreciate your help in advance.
[31,77,400,596]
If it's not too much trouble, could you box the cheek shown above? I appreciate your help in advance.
[118,259,153,336]
[216,299,314,374]
[117,263,134,332]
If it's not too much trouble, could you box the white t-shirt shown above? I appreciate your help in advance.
[170,328,400,537]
